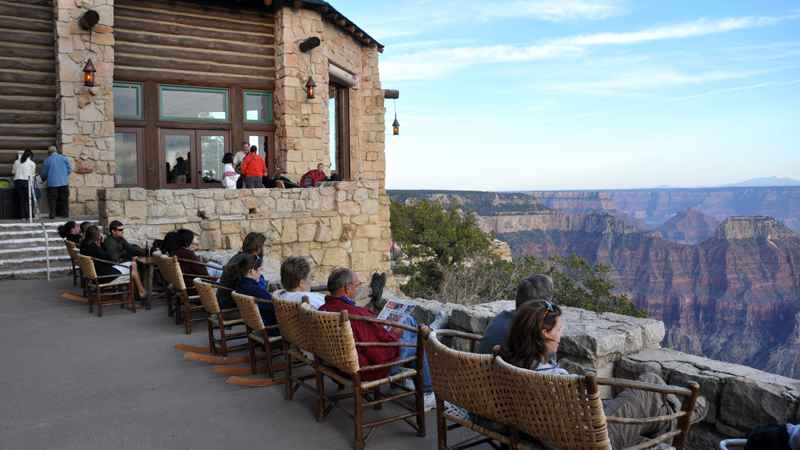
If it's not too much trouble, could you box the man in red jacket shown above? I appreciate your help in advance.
[320,267,436,410]
[240,145,266,188]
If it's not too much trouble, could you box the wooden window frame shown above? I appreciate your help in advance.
[243,90,274,124]
[113,127,145,187]
[158,85,230,123]
[113,82,144,120]
[332,83,351,181]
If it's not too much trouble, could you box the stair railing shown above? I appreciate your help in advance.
[42,221,51,281]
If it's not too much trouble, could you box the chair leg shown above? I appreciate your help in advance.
[353,383,364,450]
[284,344,293,400]
[183,300,192,335]
[72,266,77,286]
[436,396,448,450]
[264,331,274,379]
[218,323,228,357]
[88,284,93,314]
[207,320,216,355]
[96,290,103,317]
[314,360,326,422]
[248,337,257,375]
[129,284,136,313]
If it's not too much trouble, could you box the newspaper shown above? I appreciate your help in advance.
[376,298,413,331]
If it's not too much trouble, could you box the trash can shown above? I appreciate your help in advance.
[0,178,19,219]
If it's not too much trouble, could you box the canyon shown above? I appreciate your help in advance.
[390,187,800,379]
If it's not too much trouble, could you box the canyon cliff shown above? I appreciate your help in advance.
[389,189,800,379]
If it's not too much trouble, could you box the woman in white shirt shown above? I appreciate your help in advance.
[221,153,239,190]
[12,149,36,219]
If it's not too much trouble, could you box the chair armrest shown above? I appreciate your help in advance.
[310,284,328,293]
[358,356,418,373]
[176,258,222,270]
[356,342,417,348]
[94,274,130,280]
[349,315,417,334]
[597,377,693,398]
[86,256,119,266]
[183,273,219,282]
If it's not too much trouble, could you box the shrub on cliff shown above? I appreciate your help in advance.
[391,200,646,317]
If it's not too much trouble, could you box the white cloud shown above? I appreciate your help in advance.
[545,69,765,94]
[478,0,624,22]
[381,14,799,81]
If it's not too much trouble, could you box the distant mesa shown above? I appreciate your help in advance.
[714,216,796,241]
[723,177,800,188]
[657,208,719,244]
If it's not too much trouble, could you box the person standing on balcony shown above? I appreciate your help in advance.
[41,145,71,219]
[234,142,249,189]
[240,145,266,188]
[12,149,36,220]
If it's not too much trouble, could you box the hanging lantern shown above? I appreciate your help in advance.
[392,114,400,136]
[305,76,317,99]
[83,59,96,87]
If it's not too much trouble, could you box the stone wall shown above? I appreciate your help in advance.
[99,181,391,283]
[55,0,115,216]
[394,297,800,449]
[274,7,386,188]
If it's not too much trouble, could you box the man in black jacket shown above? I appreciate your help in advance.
[103,220,145,263]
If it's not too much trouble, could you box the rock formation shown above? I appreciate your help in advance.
[657,208,719,244]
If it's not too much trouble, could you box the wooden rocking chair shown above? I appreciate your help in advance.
[160,255,216,335]
[76,254,135,317]
[273,295,319,400]
[298,304,426,450]
[64,240,81,288]
[193,279,247,356]
[231,292,284,377]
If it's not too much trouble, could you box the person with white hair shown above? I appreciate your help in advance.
[41,145,71,219]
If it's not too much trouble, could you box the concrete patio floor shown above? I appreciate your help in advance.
[0,278,471,450]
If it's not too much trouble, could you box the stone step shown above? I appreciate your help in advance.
[0,246,69,256]
[0,235,66,250]
[0,255,72,268]
[0,265,72,280]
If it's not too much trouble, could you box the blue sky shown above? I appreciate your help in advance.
[338,1,800,191]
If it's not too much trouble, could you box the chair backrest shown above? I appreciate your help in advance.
[232,292,265,331]
[495,357,611,450]
[423,329,513,425]
[273,295,310,350]
[193,278,220,315]
[153,254,175,287]
[76,254,97,280]
[298,303,359,375]
[65,241,79,264]
[165,256,187,291]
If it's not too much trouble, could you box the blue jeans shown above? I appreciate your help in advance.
[389,314,433,393]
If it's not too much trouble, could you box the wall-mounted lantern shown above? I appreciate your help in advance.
[79,10,100,30]
[83,59,96,87]
[392,115,400,136]
[305,76,317,99]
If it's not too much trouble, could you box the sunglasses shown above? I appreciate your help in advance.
[113,228,124,232]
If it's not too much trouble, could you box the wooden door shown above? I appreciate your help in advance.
[197,131,229,188]
[160,129,195,188]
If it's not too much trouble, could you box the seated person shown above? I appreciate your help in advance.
[79,221,92,236]
[500,301,707,449]
[299,163,329,187]
[478,274,553,354]
[173,229,212,288]
[271,256,325,309]
[745,423,799,450]
[218,232,268,309]
[58,220,82,244]
[79,225,146,299]
[103,220,145,263]
[320,267,436,410]
[233,254,278,336]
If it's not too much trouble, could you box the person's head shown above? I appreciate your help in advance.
[21,149,33,163]
[327,267,360,298]
[516,274,554,309]
[745,425,791,450]
[242,142,250,152]
[281,257,311,292]
[317,163,325,172]
[222,153,234,164]
[175,229,195,250]
[58,221,78,238]
[109,220,125,239]
[80,221,92,234]
[236,254,264,281]
[48,145,57,155]
[249,145,257,153]
[82,225,102,247]
[241,232,266,257]
[161,231,180,256]
[501,300,564,370]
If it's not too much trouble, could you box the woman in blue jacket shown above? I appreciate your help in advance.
[234,254,278,336]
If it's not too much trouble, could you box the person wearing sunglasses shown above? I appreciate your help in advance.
[500,300,708,449]
[103,220,145,264]
[233,254,278,336]
[477,274,555,355]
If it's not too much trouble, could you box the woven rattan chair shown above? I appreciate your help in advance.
[76,254,135,317]
[298,303,426,450]
[497,356,700,450]
[273,295,319,400]
[162,256,217,335]
[193,279,247,356]
[152,254,178,318]
[423,328,515,450]
[64,240,81,287]
[231,292,283,377]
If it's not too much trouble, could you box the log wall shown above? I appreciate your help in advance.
[0,0,57,176]
[114,0,276,89]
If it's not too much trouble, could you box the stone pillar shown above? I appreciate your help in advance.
[54,0,115,217]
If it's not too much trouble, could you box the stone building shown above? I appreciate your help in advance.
[0,0,393,281]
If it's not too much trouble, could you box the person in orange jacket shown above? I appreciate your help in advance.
[240,145,266,188]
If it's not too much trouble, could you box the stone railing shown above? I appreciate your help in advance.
[98,181,391,282]
[396,297,800,449]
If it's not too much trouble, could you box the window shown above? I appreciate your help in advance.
[244,91,273,123]
[329,83,350,180]
[113,82,143,120]
[159,85,228,122]
[114,130,140,186]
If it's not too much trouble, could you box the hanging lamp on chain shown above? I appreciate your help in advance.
[392,99,400,136]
